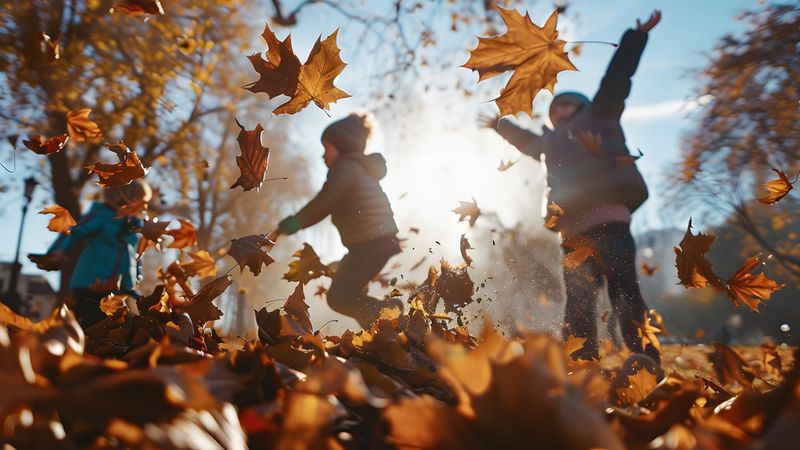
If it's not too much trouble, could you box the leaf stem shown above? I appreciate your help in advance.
[566,40,618,48]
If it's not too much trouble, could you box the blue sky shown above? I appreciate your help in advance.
[0,0,761,283]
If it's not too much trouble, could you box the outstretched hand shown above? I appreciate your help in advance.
[477,113,500,130]
[636,10,661,33]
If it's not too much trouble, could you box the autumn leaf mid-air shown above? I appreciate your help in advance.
[246,24,350,115]
[463,8,577,117]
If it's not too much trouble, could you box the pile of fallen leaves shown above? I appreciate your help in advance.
[1,270,798,449]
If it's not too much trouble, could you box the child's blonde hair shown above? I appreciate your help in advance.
[102,179,152,210]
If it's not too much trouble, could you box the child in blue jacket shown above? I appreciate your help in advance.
[42,180,151,328]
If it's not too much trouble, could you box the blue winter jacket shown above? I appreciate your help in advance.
[48,202,142,293]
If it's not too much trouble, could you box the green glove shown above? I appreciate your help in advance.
[278,215,303,235]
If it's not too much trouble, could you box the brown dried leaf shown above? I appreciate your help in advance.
[452,197,480,227]
[283,243,333,284]
[228,234,275,276]
[178,275,232,324]
[166,219,198,250]
[758,168,795,205]
[115,0,165,15]
[88,142,149,188]
[66,108,102,142]
[39,205,77,234]
[673,218,725,291]
[230,119,270,191]
[460,234,474,267]
[23,134,69,155]
[725,255,783,312]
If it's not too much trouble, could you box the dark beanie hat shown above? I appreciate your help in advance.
[549,91,591,120]
[321,114,372,154]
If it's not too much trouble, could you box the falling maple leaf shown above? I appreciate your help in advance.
[246,25,350,115]
[178,275,232,324]
[273,29,350,114]
[284,283,313,334]
[569,129,603,155]
[497,159,517,171]
[725,255,783,312]
[87,142,149,188]
[230,119,270,192]
[463,8,577,117]
[641,262,658,276]
[635,311,661,352]
[452,197,480,227]
[758,168,796,205]
[673,218,725,291]
[66,108,102,142]
[544,202,563,229]
[460,234,474,267]
[136,218,171,258]
[228,234,275,276]
[39,205,77,234]
[180,250,218,279]
[314,285,328,298]
[244,24,302,101]
[115,0,165,15]
[166,219,198,249]
[283,243,333,284]
[23,134,69,155]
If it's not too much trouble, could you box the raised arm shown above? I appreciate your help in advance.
[47,207,105,253]
[480,114,543,160]
[279,161,354,234]
[592,10,661,120]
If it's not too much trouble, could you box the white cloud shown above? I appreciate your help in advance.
[622,95,712,122]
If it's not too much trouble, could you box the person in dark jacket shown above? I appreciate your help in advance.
[39,179,151,329]
[273,113,402,328]
[481,11,662,363]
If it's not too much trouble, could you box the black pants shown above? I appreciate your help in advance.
[561,222,660,363]
[327,235,402,329]
[71,288,108,329]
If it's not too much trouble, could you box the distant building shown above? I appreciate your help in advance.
[0,262,56,319]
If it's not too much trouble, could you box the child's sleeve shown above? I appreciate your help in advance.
[496,119,542,160]
[291,163,355,230]
[591,29,649,120]
[47,208,104,253]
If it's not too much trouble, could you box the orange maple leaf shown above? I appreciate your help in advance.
[66,108,102,142]
[725,255,783,312]
[136,218,170,258]
[452,197,480,227]
[463,8,577,117]
[230,119,270,192]
[273,29,351,115]
[166,218,198,249]
[673,218,725,291]
[39,205,77,234]
[758,168,796,205]
[247,25,349,115]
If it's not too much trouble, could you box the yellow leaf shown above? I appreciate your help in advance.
[463,8,577,117]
